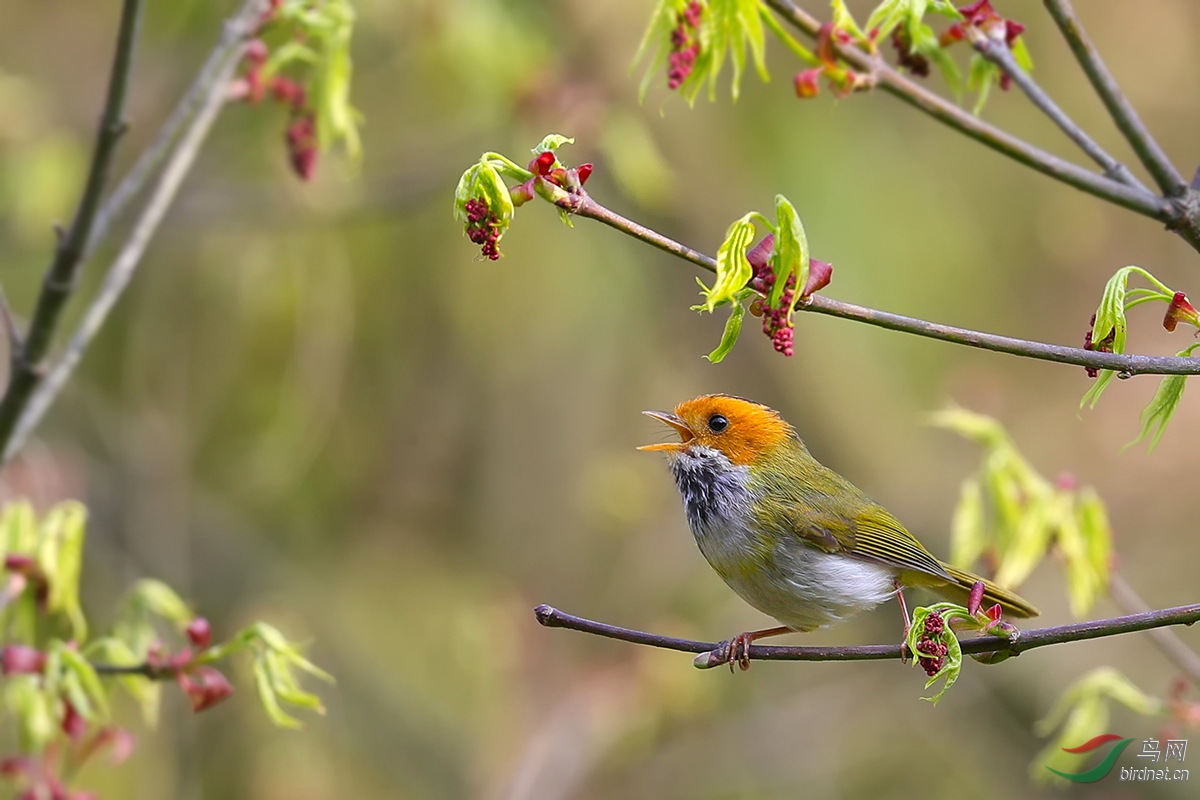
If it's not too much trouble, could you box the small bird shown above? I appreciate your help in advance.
[640,394,1037,669]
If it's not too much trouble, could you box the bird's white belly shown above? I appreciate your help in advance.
[698,517,898,632]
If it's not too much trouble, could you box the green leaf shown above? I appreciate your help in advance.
[865,0,910,40]
[531,134,575,156]
[695,213,756,312]
[253,657,302,729]
[38,502,87,641]
[705,293,749,362]
[0,500,37,560]
[5,675,56,751]
[966,53,997,115]
[773,194,809,311]
[1076,489,1113,599]
[1010,36,1034,73]
[948,477,986,568]
[1081,266,1174,410]
[58,646,110,722]
[633,0,680,102]
[130,579,194,629]
[830,0,867,42]
[1127,352,1193,452]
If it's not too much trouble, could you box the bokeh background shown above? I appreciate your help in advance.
[2,0,1199,797]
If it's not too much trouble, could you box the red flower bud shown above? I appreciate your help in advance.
[575,163,593,185]
[245,39,269,65]
[177,666,234,713]
[987,603,1003,623]
[1004,19,1025,46]
[1163,291,1200,332]
[816,23,837,66]
[802,258,833,298]
[967,581,985,617]
[4,554,35,574]
[794,69,822,99]
[186,618,212,650]
[62,701,87,741]
[939,24,965,47]
[531,150,556,176]
[2,645,45,676]
[747,234,775,270]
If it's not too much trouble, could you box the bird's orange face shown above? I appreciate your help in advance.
[638,395,795,466]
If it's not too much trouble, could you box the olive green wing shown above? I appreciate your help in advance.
[770,497,952,581]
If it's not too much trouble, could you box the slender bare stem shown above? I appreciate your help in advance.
[1,1,265,464]
[534,602,1200,668]
[91,662,174,680]
[759,0,1200,249]
[1041,0,1187,198]
[967,31,1145,192]
[1109,573,1200,686]
[0,0,145,454]
[575,196,1200,376]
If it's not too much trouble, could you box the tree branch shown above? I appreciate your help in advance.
[575,196,1200,376]
[967,31,1145,192]
[0,0,144,452]
[760,0,1200,248]
[0,0,266,465]
[1041,0,1187,198]
[1109,573,1200,686]
[91,662,174,680]
[534,602,1200,669]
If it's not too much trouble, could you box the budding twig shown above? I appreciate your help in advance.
[0,0,269,464]
[0,0,145,456]
[760,0,1200,253]
[575,196,1200,376]
[534,602,1200,668]
[967,31,1145,192]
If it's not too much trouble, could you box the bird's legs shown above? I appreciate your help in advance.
[894,577,912,663]
[719,626,793,672]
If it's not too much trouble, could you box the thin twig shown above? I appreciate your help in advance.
[1109,573,1200,686]
[967,30,1145,192]
[0,287,19,376]
[1041,0,1187,198]
[0,0,145,454]
[575,196,1200,376]
[534,602,1200,668]
[91,662,173,680]
[1,1,265,464]
[85,0,264,263]
[760,0,1191,237]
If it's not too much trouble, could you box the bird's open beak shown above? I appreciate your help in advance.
[637,410,694,452]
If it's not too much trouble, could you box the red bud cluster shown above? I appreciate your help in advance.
[231,10,322,181]
[667,2,704,90]
[1082,313,1116,378]
[915,610,948,676]
[941,1,1026,90]
[793,23,872,100]
[746,234,833,357]
[463,198,502,261]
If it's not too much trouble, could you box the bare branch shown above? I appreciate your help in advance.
[967,31,1145,192]
[534,602,1200,668]
[0,0,145,453]
[1042,0,1187,198]
[1,0,266,464]
[575,196,1200,376]
[1109,573,1200,686]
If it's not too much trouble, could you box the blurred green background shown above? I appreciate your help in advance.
[2,0,1199,797]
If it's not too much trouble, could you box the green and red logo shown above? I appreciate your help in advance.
[1048,734,1135,783]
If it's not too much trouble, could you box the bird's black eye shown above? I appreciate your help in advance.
[707,414,729,433]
